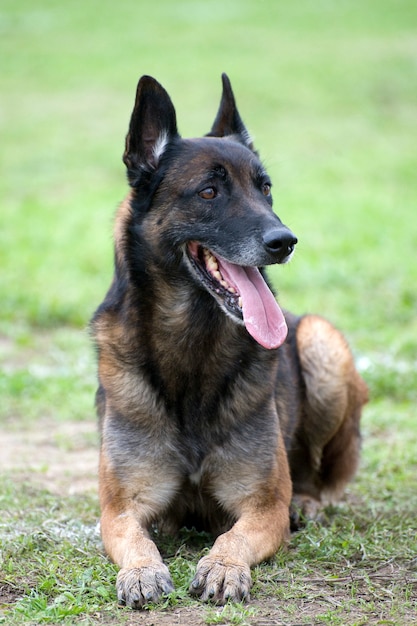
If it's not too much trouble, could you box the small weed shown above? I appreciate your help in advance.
[205,603,258,625]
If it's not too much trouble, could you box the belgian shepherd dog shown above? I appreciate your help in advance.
[90,74,368,609]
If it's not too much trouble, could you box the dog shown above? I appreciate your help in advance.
[90,73,368,609]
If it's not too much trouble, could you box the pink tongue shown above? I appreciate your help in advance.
[217,258,288,349]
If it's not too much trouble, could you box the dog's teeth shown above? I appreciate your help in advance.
[228,286,236,294]
[220,279,229,289]
[213,270,222,281]
[206,256,218,272]
[238,296,243,308]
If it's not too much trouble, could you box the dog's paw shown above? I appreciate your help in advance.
[116,563,174,609]
[190,555,251,604]
[290,494,322,530]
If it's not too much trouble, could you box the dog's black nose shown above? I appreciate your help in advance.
[262,228,298,260]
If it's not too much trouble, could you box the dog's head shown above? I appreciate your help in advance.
[122,74,297,349]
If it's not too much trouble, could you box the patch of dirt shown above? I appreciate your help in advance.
[97,606,208,625]
[0,420,98,495]
[0,583,23,607]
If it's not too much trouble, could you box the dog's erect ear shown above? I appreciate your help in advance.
[207,73,254,150]
[123,76,179,180]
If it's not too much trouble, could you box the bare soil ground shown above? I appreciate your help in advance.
[0,420,98,495]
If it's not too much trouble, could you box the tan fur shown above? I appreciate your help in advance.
[289,315,368,520]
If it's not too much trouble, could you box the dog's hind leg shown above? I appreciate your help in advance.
[289,315,368,527]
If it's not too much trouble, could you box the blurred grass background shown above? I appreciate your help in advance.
[0,0,416,411]
[1,2,417,623]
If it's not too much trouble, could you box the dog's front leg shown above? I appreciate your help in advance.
[99,448,176,609]
[190,436,292,604]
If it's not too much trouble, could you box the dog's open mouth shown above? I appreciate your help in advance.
[187,242,287,350]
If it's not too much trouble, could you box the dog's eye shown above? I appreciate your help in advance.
[199,187,217,200]
[262,183,271,196]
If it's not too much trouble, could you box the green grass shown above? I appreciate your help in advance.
[1,0,417,624]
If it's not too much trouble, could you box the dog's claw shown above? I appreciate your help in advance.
[116,564,174,609]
